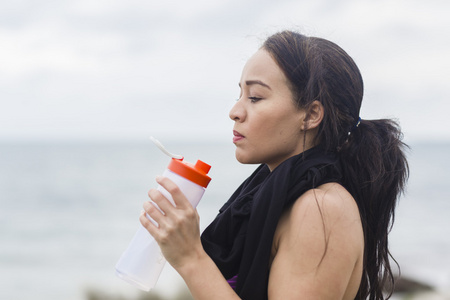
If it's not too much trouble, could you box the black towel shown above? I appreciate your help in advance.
[201,146,342,300]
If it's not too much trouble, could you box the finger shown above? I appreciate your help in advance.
[155,176,191,209]
[143,195,170,228]
[139,210,159,238]
[147,188,176,216]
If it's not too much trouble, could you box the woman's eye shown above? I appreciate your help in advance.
[249,97,262,103]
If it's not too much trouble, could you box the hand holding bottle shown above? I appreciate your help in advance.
[140,175,204,270]
[115,138,211,291]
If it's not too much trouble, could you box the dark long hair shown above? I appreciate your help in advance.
[263,31,409,299]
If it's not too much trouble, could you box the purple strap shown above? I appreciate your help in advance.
[227,274,238,290]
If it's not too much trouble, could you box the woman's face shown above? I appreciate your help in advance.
[229,49,308,171]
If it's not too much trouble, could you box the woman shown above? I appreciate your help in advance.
[140,30,409,300]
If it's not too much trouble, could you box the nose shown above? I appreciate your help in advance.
[229,99,245,122]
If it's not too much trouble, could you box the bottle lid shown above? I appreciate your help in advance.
[167,158,212,188]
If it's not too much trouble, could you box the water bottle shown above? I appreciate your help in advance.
[115,139,212,291]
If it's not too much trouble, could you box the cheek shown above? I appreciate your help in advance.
[258,113,299,139]
[249,112,277,135]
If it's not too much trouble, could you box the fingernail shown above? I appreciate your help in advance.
[156,175,163,182]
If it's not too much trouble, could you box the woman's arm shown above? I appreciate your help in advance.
[140,176,240,300]
[268,183,364,300]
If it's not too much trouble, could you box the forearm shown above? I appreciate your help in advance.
[176,250,241,300]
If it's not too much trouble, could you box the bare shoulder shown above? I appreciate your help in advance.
[274,182,363,259]
[269,183,364,299]
[274,182,362,244]
[291,182,361,229]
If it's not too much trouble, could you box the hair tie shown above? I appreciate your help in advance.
[348,117,361,136]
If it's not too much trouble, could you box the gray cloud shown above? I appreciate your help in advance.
[0,0,449,141]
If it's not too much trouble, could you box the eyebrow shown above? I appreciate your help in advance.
[239,80,272,90]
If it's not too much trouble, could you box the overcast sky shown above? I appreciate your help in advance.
[1,0,449,143]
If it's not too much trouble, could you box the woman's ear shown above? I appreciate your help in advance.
[302,100,324,130]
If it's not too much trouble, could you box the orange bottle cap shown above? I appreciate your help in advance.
[167,158,212,188]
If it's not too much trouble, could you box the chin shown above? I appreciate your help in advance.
[235,150,259,165]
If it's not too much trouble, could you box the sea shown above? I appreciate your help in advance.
[0,140,449,300]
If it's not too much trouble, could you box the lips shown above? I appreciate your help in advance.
[233,130,245,143]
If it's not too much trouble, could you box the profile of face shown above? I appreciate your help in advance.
[229,49,310,171]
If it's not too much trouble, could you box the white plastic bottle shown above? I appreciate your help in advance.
[115,157,212,291]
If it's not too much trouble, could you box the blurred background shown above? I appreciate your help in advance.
[0,0,449,299]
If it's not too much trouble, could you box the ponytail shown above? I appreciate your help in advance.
[339,119,409,299]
